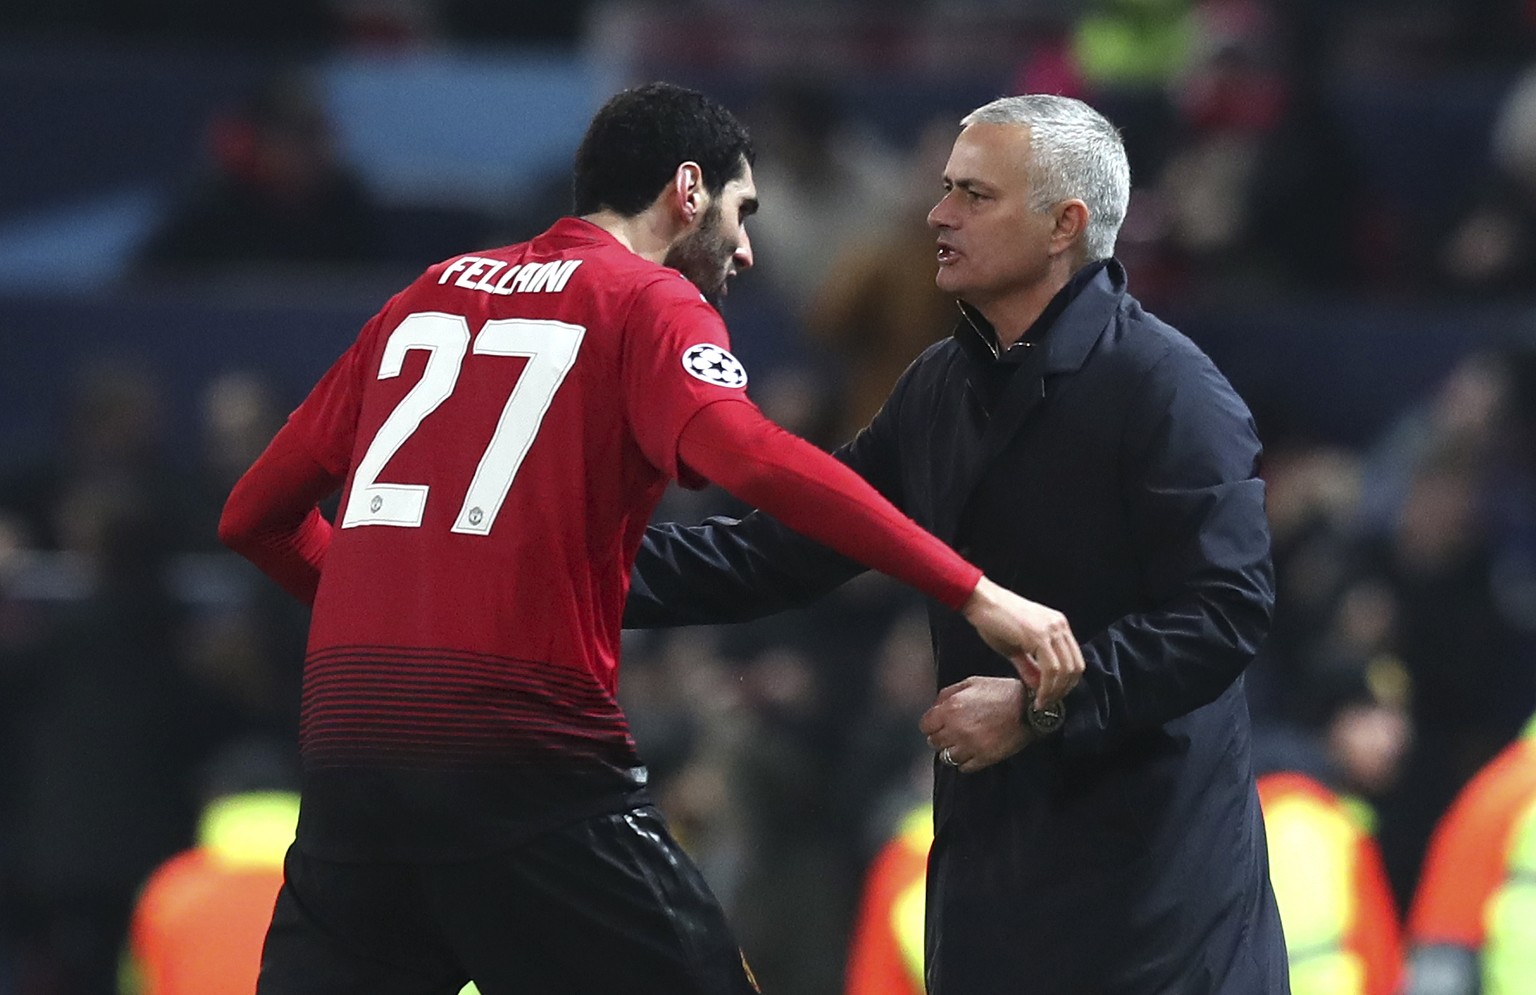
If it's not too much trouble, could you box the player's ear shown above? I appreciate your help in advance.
[672,162,705,226]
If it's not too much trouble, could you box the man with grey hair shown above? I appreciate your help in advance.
[626,93,1287,992]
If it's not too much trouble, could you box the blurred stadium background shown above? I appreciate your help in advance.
[3,1,1536,992]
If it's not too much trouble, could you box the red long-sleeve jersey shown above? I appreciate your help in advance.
[221,218,979,859]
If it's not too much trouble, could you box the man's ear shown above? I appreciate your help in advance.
[1052,200,1089,255]
[672,161,705,224]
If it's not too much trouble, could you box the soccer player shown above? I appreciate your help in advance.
[220,82,1082,995]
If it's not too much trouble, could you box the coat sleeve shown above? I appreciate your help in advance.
[1060,344,1275,756]
[623,366,914,628]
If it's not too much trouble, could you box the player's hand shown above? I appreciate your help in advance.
[960,576,1084,710]
[920,676,1033,773]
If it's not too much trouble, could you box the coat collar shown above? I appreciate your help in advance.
[953,258,1126,374]
[931,260,1127,544]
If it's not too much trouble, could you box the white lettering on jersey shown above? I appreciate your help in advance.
[455,258,491,289]
[492,264,522,294]
[554,259,583,290]
[510,262,541,293]
[471,260,507,292]
[523,262,559,293]
[438,256,474,284]
[537,259,582,292]
[435,256,584,296]
[681,344,748,389]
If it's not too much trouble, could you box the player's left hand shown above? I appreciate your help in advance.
[920,676,1034,774]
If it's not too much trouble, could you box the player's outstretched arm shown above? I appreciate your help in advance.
[218,420,343,605]
[675,400,1084,706]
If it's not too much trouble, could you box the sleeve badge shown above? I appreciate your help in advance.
[680,343,748,389]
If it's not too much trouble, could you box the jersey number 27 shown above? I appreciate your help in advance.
[340,310,585,536]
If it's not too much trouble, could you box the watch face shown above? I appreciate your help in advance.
[1028,703,1064,735]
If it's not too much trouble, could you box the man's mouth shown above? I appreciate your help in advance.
[936,241,958,263]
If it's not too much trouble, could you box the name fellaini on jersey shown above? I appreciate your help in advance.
[438,255,583,296]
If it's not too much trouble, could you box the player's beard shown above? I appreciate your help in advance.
[665,200,737,309]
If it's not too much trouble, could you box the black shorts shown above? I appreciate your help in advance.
[257,805,760,995]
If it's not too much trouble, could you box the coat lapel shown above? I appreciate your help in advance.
[938,262,1127,540]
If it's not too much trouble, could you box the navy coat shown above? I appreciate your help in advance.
[625,261,1290,993]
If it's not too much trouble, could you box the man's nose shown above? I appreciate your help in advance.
[734,228,754,271]
[928,191,954,229]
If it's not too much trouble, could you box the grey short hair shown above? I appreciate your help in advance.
[961,95,1131,261]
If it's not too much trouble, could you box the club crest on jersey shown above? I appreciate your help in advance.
[681,344,748,389]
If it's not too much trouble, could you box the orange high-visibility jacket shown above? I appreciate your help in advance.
[1257,772,1402,995]
[124,791,299,995]
[1406,714,1536,995]
[845,804,931,995]
[124,788,494,995]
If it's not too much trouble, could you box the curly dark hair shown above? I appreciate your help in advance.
[572,82,755,216]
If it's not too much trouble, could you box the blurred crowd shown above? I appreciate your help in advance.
[5,0,1536,993]
[0,0,591,49]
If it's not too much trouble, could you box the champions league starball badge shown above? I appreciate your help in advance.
[681,343,748,389]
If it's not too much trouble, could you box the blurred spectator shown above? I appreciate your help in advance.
[1402,711,1536,995]
[743,79,903,311]
[183,370,310,745]
[1244,428,1365,724]
[1358,351,1512,535]
[1387,440,1527,747]
[1259,654,1415,804]
[843,801,929,995]
[1368,438,1533,901]
[1441,66,1536,294]
[1290,340,1536,903]
[1070,0,1191,177]
[1073,0,1195,87]
[803,117,960,443]
[1147,0,1374,296]
[136,72,386,272]
[0,362,184,553]
[1254,657,1410,995]
[1257,767,1402,995]
[186,372,289,551]
[1239,77,1377,290]
[6,482,202,995]
[121,738,299,995]
[1009,25,1086,100]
